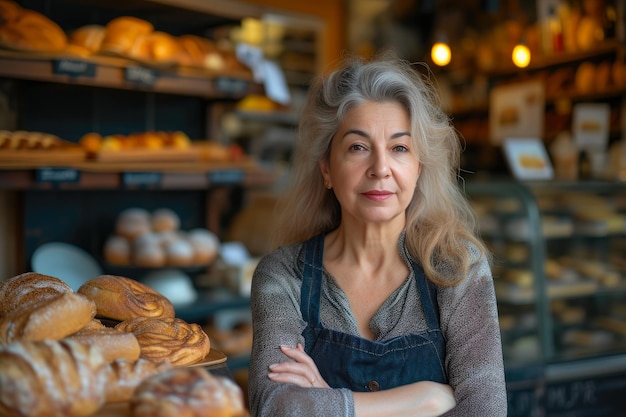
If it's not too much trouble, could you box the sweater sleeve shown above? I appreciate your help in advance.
[439,254,508,416]
[248,245,355,417]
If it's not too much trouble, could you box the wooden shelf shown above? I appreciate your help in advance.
[0,51,262,99]
[0,159,276,190]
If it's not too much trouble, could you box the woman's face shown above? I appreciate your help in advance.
[320,100,421,227]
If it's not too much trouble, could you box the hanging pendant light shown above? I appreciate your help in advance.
[431,41,451,67]
[512,42,531,68]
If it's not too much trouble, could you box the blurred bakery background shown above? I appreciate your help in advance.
[0,0,625,415]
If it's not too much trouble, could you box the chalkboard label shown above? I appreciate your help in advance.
[36,168,80,183]
[545,372,626,416]
[53,59,96,78]
[122,172,162,187]
[208,169,244,185]
[215,77,249,95]
[125,66,157,86]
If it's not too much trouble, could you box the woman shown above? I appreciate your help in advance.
[248,54,507,416]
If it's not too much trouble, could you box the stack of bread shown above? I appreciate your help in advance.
[79,130,192,155]
[0,272,245,417]
[0,0,67,52]
[67,15,246,73]
[104,207,221,268]
[0,130,81,150]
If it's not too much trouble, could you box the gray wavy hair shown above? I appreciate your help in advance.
[273,53,487,286]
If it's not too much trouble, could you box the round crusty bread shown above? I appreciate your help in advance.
[77,275,175,321]
[0,272,73,317]
[0,292,97,345]
[0,339,108,417]
[130,367,245,417]
[0,8,67,52]
[67,326,141,363]
[104,357,172,403]
[115,317,210,366]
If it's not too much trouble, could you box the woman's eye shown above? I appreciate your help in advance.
[349,144,365,151]
[393,145,409,152]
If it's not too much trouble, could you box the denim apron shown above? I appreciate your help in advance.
[300,234,447,392]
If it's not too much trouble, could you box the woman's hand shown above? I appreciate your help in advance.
[267,343,330,388]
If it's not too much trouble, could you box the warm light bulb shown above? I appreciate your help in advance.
[512,44,531,68]
[431,42,451,66]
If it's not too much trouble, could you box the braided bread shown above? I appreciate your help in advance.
[0,339,108,417]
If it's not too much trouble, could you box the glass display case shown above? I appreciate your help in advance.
[466,180,626,417]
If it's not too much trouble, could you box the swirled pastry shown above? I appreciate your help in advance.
[77,275,175,321]
[130,367,245,417]
[115,317,210,366]
[0,339,108,417]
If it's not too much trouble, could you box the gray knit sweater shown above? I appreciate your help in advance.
[248,234,507,416]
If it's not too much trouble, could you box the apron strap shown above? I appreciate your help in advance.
[300,233,324,326]
[412,261,441,330]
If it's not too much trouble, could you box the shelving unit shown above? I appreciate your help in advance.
[466,180,626,417]
[0,3,289,374]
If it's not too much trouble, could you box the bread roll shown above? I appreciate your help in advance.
[130,367,246,417]
[103,234,132,265]
[151,208,180,232]
[101,16,153,55]
[0,291,96,345]
[0,9,67,52]
[77,275,175,321]
[165,238,195,266]
[67,326,141,362]
[105,357,172,403]
[188,228,220,264]
[0,0,22,23]
[115,207,151,240]
[69,24,106,54]
[0,271,73,317]
[0,339,108,417]
[116,317,210,366]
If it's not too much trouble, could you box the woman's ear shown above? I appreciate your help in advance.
[319,158,331,189]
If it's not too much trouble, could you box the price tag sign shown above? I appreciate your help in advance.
[125,66,158,86]
[215,77,249,95]
[208,169,244,185]
[36,168,80,183]
[122,172,162,187]
[53,59,96,78]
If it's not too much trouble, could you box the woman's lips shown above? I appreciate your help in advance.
[362,190,393,202]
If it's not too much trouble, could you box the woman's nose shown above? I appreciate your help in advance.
[368,151,390,178]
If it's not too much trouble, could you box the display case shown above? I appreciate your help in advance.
[466,180,626,417]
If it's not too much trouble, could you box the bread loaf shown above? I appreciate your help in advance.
[0,291,96,345]
[67,326,141,362]
[77,275,175,321]
[69,24,105,54]
[0,8,67,52]
[0,339,108,417]
[104,357,172,403]
[0,271,73,317]
[100,16,153,55]
[115,316,210,366]
[130,367,246,417]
